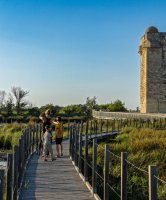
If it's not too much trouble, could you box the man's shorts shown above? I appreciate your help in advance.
[56,138,63,144]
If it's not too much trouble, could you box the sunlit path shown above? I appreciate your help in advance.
[19,140,94,200]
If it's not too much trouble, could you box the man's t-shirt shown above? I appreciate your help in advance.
[55,123,63,138]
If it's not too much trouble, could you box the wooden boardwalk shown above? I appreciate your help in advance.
[19,140,94,200]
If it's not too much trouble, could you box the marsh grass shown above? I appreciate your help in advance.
[88,127,166,199]
[0,123,26,149]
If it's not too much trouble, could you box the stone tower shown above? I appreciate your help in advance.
[139,26,166,113]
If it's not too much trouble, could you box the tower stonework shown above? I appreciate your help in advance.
[139,26,166,113]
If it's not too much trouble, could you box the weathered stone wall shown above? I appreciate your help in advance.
[140,48,147,113]
[139,27,166,113]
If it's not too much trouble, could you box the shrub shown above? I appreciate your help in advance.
[0,134,5,148]
[0,123,25,149]
[4,134,12,149]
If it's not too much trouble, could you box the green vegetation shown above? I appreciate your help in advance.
[96,99,127,112]
[92,127,166,199]
[0,87,128,122]
[0,123,26,149]
[111,127,166,174]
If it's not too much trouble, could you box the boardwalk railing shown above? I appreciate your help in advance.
[92,110,166,120]
[92,111,166,130]
[0,124,42,200]
[69,121,166,200]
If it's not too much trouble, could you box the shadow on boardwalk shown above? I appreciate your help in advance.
[19,140,94,200]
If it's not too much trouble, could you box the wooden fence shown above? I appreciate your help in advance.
[90,115,166,131]
[69,121,162,200]
[92,110,166,120]
[0,124,42,200]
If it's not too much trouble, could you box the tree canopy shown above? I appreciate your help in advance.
[0,87,131,122]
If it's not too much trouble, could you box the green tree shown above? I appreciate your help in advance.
[59,104,86,117]
[0,90,6,114]
[85,96,97,118]
[27,107,40,117]
[11,86,29,115]
[5,93,14,117]
[107,99,127,112]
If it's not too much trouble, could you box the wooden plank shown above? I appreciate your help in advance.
[19,140,94,200]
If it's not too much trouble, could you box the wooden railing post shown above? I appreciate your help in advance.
[164,118,166,128]
[36,124,39,153]
[95,120,98,135]
[136,119,138,128]
[159,119,162,129]
[39,124,42,151]
[67,119,70,138]
[79,123,82,173]
[13,145,19,200]
[121,152,128,200]
[80,121,83,135]
[21,135,25,172]
[104,144,110,200]
[18,138,22,188]
[69,125,72,157]
[26,129,29,158]
[90,120,92,137]
[118,120,120,132]
[106,119,108,133]
[0,169,4,200]
[100,119,102,134]
[129,119,132,126]
[24,130,27,160]
[32,127,35,152]
[29,128,32,155]
[111,120,114,133]
[149,165,157,200]
[147,119,150,128]
[74,124,78,166]
[153,120,155,129]
[72,125,75,161]
[126,119,129,127]
[92,138,97,194]
[113,119,115,131]
[120,119,122,130]
[6,153,13,200]
[84,121,89,181]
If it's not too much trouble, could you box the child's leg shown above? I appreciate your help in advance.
[56,144,60,156]
[60,143,63,155]
[43,143,48,161]
[48,143,54,160]
[58,144,61,156]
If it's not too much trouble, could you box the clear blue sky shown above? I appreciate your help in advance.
[0,0,166,109]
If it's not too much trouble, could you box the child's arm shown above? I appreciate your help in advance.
[53,121,58,125]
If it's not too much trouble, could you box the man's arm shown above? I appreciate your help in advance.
[39,115,46,123]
